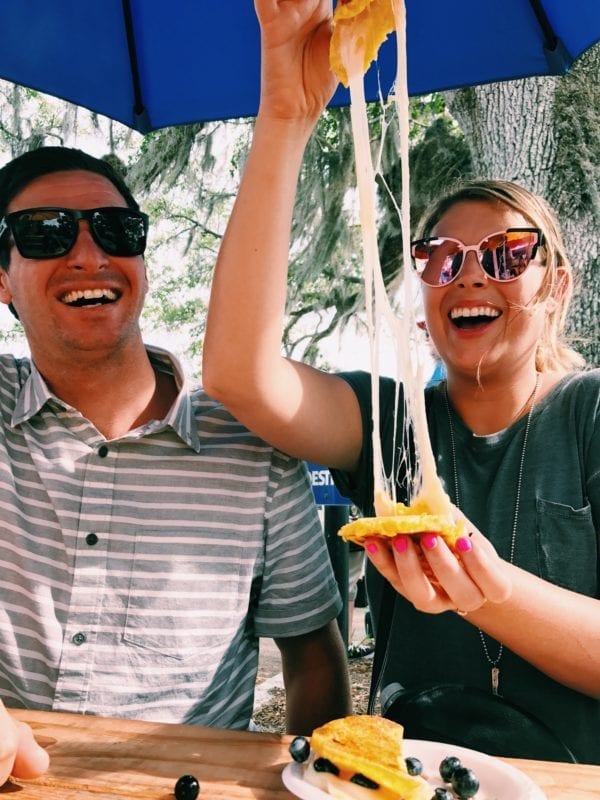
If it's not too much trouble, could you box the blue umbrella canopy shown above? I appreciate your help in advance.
[0,0,598,133]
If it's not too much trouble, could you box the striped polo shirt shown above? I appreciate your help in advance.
[0,346,341,729]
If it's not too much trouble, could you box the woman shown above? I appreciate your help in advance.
[203,0,600,762]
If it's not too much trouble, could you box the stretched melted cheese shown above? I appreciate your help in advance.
[329,0,455,523]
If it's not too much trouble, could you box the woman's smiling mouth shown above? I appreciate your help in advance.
[449,305,501,329]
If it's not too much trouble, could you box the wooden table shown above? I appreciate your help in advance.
[4,709,600,799]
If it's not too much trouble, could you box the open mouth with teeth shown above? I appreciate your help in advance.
[449,306,501,329]
[61,288,119,307]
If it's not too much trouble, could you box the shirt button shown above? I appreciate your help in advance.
[86,533,99,546]
[98,445,109,458]
[72,632,87,646]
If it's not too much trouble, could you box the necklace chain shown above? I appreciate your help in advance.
[443,374,540,693]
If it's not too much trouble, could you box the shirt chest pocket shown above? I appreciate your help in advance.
[121,530,247,661]
[535,498,598,597]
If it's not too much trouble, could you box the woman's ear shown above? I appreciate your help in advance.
[547,265,571,311]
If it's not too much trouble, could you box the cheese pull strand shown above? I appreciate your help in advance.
[329,0,455,521]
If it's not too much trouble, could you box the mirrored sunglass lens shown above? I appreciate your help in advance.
[92,210,146,255]
[15,210,75,257]
[417,241,463,285]
[480,232,536,280]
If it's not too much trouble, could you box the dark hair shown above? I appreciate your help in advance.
[0,146,139,271]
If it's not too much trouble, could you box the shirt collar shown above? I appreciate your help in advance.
[11,345,202,453]
[146,345,202,452]
[12,360,57,425]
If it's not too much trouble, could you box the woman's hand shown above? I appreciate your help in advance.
[366,513,600,697]
[364,512,513,616]
[0,701,49,786]
[255,0,338,122]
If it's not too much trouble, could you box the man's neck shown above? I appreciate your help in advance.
[32,343,179,439]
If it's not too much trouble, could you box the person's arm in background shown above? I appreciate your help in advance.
[276,621,351,735]
[0,701,49,786]
[203,0,362,471]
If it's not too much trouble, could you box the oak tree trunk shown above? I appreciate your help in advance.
[444,44,600,366]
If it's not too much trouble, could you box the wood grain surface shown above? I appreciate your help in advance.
[4,709,600,799]
[5,709,293,798]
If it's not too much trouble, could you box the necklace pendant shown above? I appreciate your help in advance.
[491,666,500,696]
[446,376,540,700]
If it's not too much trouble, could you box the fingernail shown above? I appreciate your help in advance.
[365,542,378,554]
[456,536,472,553]
[393,535,408,553]
[421,533,438,550]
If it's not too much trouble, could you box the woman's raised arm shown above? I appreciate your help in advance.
[203,0,363,470]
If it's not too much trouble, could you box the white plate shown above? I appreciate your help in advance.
[281,739,547,800]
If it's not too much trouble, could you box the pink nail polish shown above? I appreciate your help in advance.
[421,533,438,550]
[365,542,378,554]
[456,536,473,553]
[393,535,408,553]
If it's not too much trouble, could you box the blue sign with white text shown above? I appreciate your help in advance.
[306,463,352,506]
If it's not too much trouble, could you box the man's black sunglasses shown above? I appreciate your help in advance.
[0,206,149,259]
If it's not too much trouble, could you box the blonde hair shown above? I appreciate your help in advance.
[418,179,584,373]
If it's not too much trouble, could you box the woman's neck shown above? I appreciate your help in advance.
[445,368,564,435]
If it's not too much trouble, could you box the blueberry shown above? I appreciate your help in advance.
[451,766,480,799]
[439,755,462,782]
[313,757,340,775]
[405,756,423,776]
[288,736,311,763]
[350,773,379,788]
[174,774,200,800]
[432,789,454,800]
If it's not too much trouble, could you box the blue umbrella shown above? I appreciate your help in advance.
[0,1,598,133]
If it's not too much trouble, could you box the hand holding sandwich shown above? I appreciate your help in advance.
[360,513,513,617]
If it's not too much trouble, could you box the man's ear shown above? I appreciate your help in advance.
[0,269,13,306]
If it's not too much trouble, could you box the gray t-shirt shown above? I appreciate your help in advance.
[333,369,600,763]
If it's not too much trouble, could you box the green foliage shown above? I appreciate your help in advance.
[283,95,470,361]
[0,79,466,369]
[126,123,208,195]
[0,312,23,346]
[1,57,597,369]
[377,113,472,292]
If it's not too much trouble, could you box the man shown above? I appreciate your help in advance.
[0,147,350,784]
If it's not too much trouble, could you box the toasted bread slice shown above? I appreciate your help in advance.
[310,716,431,799]
[330,0,396,86]
[338,500,463,548]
